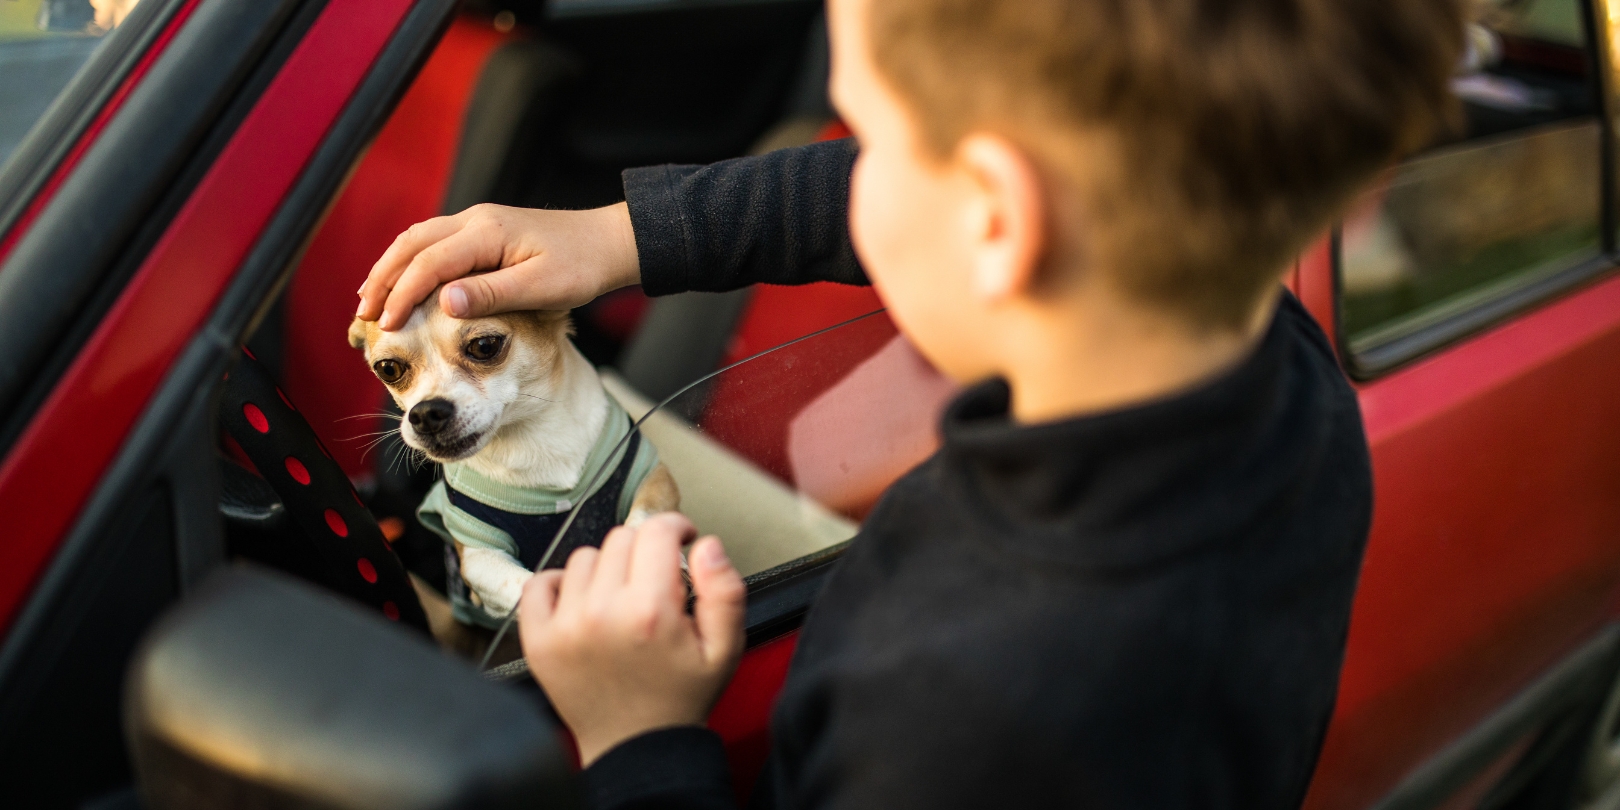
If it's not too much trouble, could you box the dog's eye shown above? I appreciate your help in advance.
[373,359,406,384]
[465,335,505,361]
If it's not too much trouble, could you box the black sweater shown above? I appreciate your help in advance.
[590,139,1372,810]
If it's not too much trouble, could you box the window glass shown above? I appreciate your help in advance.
[473,309,955,663]
[1339,0,1600,364]
[0,0,140,167]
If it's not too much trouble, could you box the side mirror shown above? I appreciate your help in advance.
[124,566,578,810]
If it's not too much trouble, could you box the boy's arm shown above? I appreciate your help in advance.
[624,138,866,296]
[582,727,738,810]
[357,139,863,329]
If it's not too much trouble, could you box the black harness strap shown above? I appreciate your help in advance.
[447,426,643,571]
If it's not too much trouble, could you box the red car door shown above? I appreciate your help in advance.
[0,0,455,805]
[1302,1,1620,807]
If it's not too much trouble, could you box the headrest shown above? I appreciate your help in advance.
[125,566,577,810]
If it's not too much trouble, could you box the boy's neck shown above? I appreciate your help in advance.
[996,288,1279,425]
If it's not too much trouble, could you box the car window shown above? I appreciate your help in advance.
[609,309,944,578]
[1338,0,1601,373]
[0,0,139,167]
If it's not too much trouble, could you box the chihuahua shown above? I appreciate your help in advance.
[349,298,678,625]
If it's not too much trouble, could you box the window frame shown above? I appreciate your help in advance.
[0,0,194,247]
[0,0,456,800]
[1336,0,1620,379]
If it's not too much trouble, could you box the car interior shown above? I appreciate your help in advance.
[228,0,930,651]
[0,1,954,805]
[10,0,1611,807]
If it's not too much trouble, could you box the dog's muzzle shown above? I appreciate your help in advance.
[409,398,454,435]
[407,398,481,460]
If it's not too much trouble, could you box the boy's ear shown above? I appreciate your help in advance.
[347,317,371,351]
[958,133,1048,303]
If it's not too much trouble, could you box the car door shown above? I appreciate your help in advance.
[0,0,455,805]
[1299,1,1620,808]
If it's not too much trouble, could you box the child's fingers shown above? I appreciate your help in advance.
[444,258,543,318]
[380,225,501,330]
[555,545,599,616]
[689,536,746,669]
[627,513,697,599]
[359,214,465,321]
[592,526,636,593]
[519,569,564,625]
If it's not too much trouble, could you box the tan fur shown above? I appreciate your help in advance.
[627,463,680,525]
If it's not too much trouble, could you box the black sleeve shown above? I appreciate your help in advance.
[621,138,866,296]
[583,727,739,810]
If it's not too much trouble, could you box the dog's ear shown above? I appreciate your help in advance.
[534,310,573,336]
[347,317,371,351]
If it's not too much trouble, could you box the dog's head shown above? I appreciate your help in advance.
[348,297,572,462]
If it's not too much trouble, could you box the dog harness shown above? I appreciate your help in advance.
[417,396,659,627]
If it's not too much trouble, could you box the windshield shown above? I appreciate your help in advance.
[481,309,958,668]
[0,0,140,167]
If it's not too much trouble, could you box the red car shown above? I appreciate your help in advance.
[1,0,1617,808]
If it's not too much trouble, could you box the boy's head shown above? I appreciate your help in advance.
[829,0,1462,382]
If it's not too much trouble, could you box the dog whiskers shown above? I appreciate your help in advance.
[335,412,403,422]
[385,442,407,475]
[382,439,431,476]
[336,430,396,443]
[339,429,400,443]
[360,433,402,465]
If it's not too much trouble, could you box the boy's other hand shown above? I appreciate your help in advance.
[356,202,641,331]
[518,513,746,766]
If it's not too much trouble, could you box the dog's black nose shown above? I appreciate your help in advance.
[408,398,454,435]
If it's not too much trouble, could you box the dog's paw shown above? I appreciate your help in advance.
[460,547,533,618]
[477,582,524,618]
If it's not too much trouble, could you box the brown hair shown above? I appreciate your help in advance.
[867,0,1464,330]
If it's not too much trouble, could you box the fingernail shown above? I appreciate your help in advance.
[355,299,367,317]
[378,312,393,330]
[445,285,469,317]
[697,540,731,572]
[356,283,365,295]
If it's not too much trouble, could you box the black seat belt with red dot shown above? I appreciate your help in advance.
[219,348,429,632]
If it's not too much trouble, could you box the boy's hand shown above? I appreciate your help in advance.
[518,513,746,766]
[356,202,641,331]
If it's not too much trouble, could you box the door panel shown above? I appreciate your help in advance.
[1301,2,1620,803]
[1303,270,1620,809]
[0,484,180,806]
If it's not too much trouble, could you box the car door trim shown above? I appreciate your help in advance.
[743,541,846,647]
[1368,624,1620,810]
[0,0,453,637]
[1339,249,1620,378]
[0,0,320,456]
[1337,0,1619,379]
[0,0,197,262]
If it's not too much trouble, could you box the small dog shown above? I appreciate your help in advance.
[349,298,678,628]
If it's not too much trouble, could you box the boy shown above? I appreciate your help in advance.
[356,0,1462,806]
